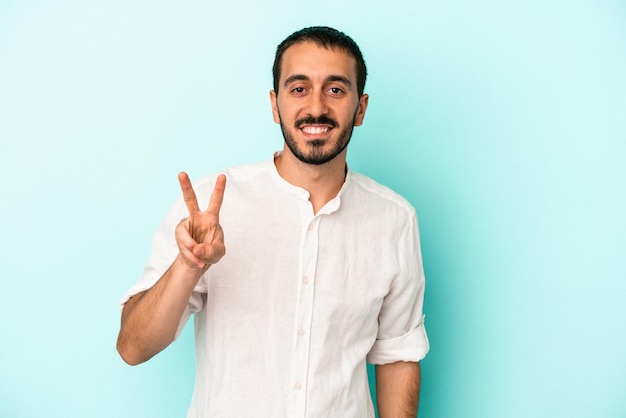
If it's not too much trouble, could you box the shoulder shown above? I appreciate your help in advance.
[186,158,277,211]
[195,158,272,187]
[347,171,417,218]
[190,158,274,202]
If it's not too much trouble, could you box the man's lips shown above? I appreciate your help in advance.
[300,125,333,135]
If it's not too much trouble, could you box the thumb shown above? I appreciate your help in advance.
[193,245,204,258]
[194,242,225,265]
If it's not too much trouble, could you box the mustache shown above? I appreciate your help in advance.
[295,115,338,128]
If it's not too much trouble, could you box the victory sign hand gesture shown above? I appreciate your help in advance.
[175,172,226,270]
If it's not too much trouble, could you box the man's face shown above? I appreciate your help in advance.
[270,41,369,165]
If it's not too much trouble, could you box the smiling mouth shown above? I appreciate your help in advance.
[295,116,338,136]
[301,125,332,135]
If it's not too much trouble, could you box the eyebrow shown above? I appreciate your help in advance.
[326,75,352,87]
[283,74,353,88]
[283,74,309,87]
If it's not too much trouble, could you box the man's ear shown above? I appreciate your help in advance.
[353,93,369,127]
[270,90,281,124]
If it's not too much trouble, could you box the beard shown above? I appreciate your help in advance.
[279,113,356,165]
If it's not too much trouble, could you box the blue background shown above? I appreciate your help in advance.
[1,1,625,417]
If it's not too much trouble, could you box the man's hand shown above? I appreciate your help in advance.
[175,172,226,270]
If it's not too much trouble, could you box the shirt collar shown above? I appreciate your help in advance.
[269,152,352,215]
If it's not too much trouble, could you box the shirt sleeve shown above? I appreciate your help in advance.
[367,211,429,365]
[118,194,207,339]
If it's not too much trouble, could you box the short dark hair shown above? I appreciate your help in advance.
[272,26,367,97]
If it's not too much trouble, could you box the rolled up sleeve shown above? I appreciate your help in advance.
[367,315,429,364]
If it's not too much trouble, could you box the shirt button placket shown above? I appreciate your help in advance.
[289,216,319,417]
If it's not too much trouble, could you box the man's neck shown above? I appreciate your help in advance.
[274,147,347,215]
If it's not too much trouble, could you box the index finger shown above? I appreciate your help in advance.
[178,171,200,215]
[206,174,226,217]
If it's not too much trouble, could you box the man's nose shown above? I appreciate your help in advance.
[306,90,329,116]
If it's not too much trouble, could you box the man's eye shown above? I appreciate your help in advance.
[292,87,306,94]
[329,87,343,94]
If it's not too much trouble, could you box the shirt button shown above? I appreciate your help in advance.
[302,276,309,285]
[294,383,302,390]
[298,328,305,336]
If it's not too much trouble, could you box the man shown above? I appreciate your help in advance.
[117,26,429,417]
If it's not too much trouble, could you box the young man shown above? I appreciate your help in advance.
[117,26,429,417]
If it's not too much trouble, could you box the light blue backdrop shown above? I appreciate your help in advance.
[1,1,625,417]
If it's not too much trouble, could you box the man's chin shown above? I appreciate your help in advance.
[296,148,344,165]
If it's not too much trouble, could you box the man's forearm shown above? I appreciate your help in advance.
[376,361,421,417]
[116,255,205,365]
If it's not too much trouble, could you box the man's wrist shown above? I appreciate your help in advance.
[173,253,209,283]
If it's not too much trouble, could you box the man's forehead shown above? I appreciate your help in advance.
[280,41,357,79]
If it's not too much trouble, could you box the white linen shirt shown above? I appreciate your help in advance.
[121,155,429,418]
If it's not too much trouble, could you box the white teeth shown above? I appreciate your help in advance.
[302,126,329,134]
